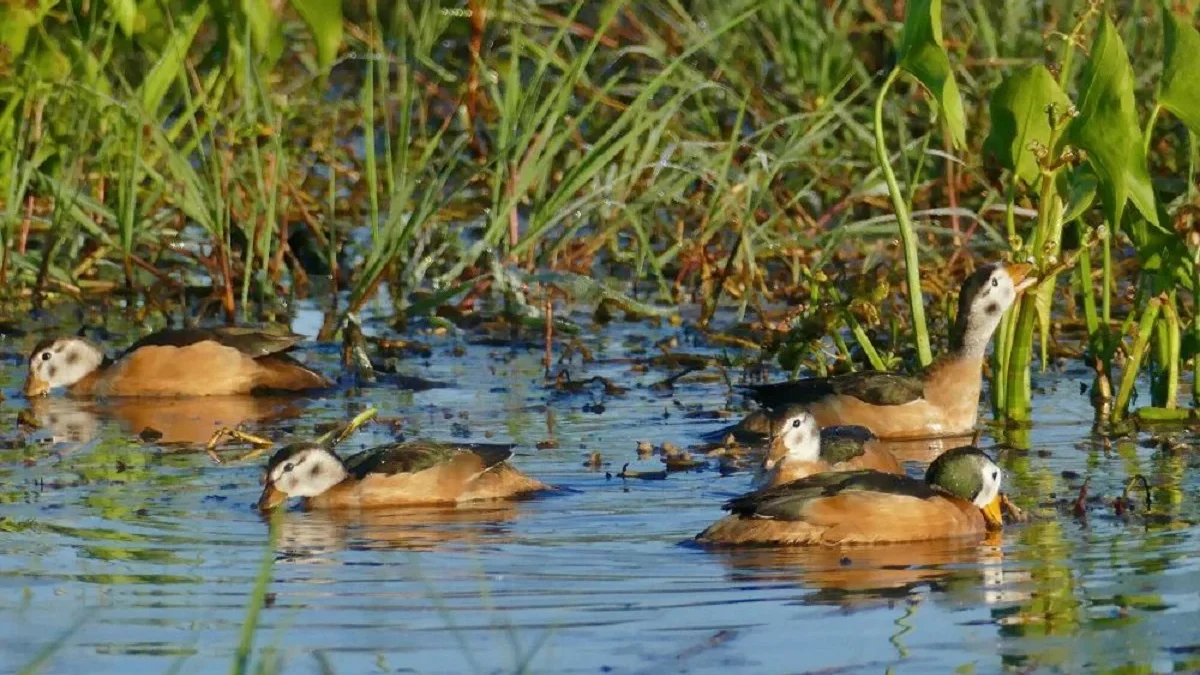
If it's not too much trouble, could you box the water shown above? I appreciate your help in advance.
[3,306,1200,675]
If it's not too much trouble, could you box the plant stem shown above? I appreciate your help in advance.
[1113,296,1163,423]
[1102,229,1112,325]
[1077,223,1098,335]
[1142,103,1162,157]
[1164,290,1180,409]
[873,66,932,366]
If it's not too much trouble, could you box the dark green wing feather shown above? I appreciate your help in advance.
[342,442,515,479]
[723,470,933,520]
[121,327,304,359]
[741,371,925,409]
[818,425,876,464]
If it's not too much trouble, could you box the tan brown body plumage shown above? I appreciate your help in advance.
[761,449,904,489]
[800,357,984,438]
[697,447,1005,547]
[308,459,548,509]
[259,441,549,511]
[24,328,331,398]
[697,490,986,546]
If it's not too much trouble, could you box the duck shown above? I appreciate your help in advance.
[696,446,1004,546]
[753,406,903,489]
[257,440,549,511]
[23,327,332,397]
[735,262,1034,440]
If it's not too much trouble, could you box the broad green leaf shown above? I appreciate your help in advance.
[1160,7,1200,137]
[1061,165,1098,223]
[291,0,342,73]
[241,0,273,56]
[984,65,1071,184]
[103,0,137,37]
[1066,14,1158,228]
[0,0,58,56]
[139,5,208,113]
[897,0,966,148]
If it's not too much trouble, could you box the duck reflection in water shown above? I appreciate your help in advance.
[708,534,1023,609]
[26,395,307,446]
[271,503,526,560]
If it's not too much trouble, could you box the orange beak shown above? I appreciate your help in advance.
[1006,263,1037,293]
[257,484,288,512]
[982,494,1004,531]
[23,373,49,397]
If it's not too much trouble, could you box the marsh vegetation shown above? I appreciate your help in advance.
[3,0,1200,673]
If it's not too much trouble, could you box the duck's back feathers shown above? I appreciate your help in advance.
[741,371,926,410]
[120,327,304,359]
[311,442,543,509]
[343,442,516,479]
[727,470,930,519]
[818,425,878,464]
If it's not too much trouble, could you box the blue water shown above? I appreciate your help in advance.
[2,303,1198,674]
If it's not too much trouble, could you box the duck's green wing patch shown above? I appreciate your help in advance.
[121,327,304,358]
[829,372,925,406]
[343,442,516,479]
[742,371,924,409]
[818,425,876,464]
[723,470,933,520]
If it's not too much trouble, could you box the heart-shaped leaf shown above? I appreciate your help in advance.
[1160,6,1200,137]
[897,0,966,148]
[1061,164,1098,223]
[984,65,1071,184]
[1066,14,1158,228]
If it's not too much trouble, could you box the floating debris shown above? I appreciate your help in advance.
[612,463,667,481]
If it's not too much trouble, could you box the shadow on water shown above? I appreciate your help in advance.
[3,306,1200,674]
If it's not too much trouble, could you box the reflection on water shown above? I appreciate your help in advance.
[26,395,308,445]
[276,504,527,557]
[2,308,1200,674]
[709,534,1017,605]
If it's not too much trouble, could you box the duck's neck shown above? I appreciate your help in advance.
[67,369,103,396]
[920,354,985,431]
[948,313,1004,361]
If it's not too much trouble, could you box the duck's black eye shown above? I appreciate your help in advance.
[991,278,999,287]
[991,470,999,481]
[792,418,802,428]
[283,462,295,473]
[40,352,51,361]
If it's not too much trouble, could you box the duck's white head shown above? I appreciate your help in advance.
[258,444,349,510]
[754,408,822,490]
[952,263,1036,358]
[24,337,106,397]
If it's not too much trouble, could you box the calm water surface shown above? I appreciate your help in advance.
[2,305,1200,674]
